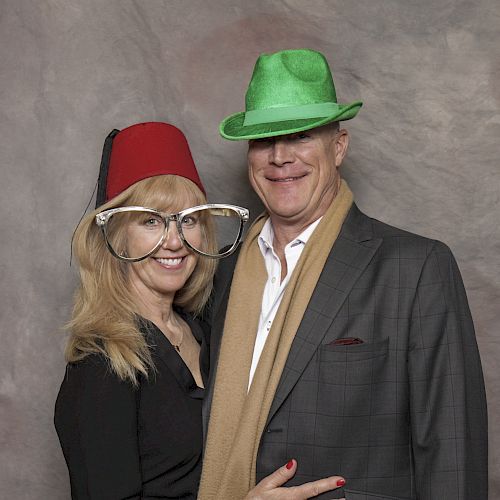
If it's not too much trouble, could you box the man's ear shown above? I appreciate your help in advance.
[335,129,349,167]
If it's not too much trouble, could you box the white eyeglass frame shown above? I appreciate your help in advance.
[95,203,249,262]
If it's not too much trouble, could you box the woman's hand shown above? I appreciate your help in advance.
[244,459,346,499]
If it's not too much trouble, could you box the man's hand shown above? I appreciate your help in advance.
[244,459,346,500]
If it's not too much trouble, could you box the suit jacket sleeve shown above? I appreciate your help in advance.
[54,355,142,500]
[408,241,488,499]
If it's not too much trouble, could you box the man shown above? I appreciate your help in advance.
[199,49,487,500]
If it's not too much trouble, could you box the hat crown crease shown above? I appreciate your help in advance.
[245,50,337,111]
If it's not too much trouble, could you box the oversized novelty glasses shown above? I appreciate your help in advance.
[95,204,249,261]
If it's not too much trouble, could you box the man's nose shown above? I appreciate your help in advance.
[271,139,294,166]
[161,221,183,250]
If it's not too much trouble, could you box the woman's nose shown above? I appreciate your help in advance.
[161,221,183,250]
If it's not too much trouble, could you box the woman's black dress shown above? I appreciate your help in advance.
[54,313,208,499]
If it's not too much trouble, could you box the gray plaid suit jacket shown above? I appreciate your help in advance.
[202,204,488,500]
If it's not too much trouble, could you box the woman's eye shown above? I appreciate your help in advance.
[181,215,198,228]
[143,217,162,227]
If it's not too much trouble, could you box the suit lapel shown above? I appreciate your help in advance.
[267,205,382,424]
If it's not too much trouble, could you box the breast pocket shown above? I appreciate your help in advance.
[318,337,389,386]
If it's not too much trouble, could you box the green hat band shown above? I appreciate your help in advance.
[243,102,341,126]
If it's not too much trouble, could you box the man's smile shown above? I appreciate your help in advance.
[266,174,307,182]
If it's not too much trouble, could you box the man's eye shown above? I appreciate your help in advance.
[251,137,273,145]
[291,132,309,141]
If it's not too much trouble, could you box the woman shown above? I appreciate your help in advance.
[55,122,344,499]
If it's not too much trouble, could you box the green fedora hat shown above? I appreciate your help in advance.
[220,48,363,141]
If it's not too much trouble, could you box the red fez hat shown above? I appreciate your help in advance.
[96,122,205,207]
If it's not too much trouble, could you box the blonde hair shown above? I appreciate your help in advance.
[66,175,217,384]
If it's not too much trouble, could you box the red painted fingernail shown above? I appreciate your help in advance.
[286,459,294,470]
[336,478,346,486]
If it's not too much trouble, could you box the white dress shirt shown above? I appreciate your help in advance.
[248,217,322,388]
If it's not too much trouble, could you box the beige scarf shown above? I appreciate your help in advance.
[198,181,353,500]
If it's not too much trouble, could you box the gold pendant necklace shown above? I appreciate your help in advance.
[163,314,185,353]
[171,326,184,353]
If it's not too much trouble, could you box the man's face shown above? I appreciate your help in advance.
[247,124,349,230]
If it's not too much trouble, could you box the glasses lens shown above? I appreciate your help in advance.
[104,209,166,260]
[180,207,243,257]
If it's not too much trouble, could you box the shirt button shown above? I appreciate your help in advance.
[271,277,276,283]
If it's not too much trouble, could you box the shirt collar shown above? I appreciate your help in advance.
[258,216,323,254]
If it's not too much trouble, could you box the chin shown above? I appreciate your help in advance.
[270,206,305,219]
[152,280,187,296]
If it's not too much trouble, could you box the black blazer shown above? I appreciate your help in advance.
[55,313,208,500]
[203,204,488,500]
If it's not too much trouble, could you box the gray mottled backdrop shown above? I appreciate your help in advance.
[1,0,498,498]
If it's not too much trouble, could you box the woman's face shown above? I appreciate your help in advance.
[125,206,203,302]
